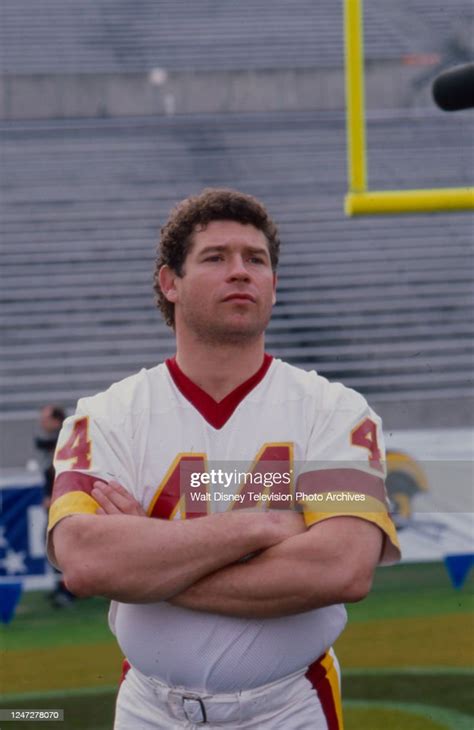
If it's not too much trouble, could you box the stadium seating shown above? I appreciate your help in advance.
[0,0,472,73]
[1,111,472,416]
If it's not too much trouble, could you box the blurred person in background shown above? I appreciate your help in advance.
[34,405,66,509]
[34,405,75,608]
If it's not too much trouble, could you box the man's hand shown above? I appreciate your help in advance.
[91,479,306,544]
[170,516,383,618]
[92,480,147,517]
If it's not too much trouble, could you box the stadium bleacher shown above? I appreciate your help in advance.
[0,0,472,73]
[1,111,472,422]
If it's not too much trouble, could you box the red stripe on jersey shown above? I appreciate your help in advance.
[148,455,207,520]
[52,471,97,501]
[297,469,387,505]
[166,354,273,429]
[120,659,131,685]
[306,655,341,730]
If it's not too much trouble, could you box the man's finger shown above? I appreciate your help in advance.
[107,480,131,496]
[92,481,146,516]
[92,485,122,514]
[94,480,132,506]
[100,483,141,512]
[106,481,146,516]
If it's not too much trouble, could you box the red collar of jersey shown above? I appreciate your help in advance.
[165,353,273,429]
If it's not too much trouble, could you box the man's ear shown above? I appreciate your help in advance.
[272,272,277,305]
[159,265,179,303]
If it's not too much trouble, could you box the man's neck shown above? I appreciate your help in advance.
[175,337,266,402]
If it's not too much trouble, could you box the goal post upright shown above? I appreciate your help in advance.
[344,0,367,195]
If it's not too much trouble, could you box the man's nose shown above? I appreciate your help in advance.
[226,256,250,280]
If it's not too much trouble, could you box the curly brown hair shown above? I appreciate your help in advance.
[154,188,281,327]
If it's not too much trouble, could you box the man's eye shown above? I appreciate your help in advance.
[249,256,265,264]
[204,255,223,262]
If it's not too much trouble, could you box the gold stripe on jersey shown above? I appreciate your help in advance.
[321,652,344,729]
[300,493,400,564]
[299,492,389,515]
[48,491,99,532]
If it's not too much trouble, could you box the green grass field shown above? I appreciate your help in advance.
[1,562,473,729]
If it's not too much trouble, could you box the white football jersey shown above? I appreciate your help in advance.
[49,355,399,692]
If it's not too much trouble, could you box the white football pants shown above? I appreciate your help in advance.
[114,650,343,729]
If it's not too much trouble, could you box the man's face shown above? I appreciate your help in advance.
[40,407,61,433]
[168,220,276,344]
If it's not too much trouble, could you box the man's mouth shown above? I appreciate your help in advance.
[223,293,256,303]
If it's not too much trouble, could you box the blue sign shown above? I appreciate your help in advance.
[0,480,48,622]
[0,482,47,580]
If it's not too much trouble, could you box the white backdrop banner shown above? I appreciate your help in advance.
[385,428,474,563]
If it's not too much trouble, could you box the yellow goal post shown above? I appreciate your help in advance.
[343,0,474,216]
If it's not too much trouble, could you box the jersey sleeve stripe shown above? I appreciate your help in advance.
[297,468,388,505]
[302,508,401,565]
[52,471,98,499]
[47,491,99,532]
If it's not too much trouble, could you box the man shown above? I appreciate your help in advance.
[34,405,66,508]
[34,404,75,607]
[48,188,400,729]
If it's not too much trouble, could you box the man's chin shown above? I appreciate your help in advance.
[195,321,266,345]
[181,309,271,345]
[220,314,271,340]
[212,328,263,345]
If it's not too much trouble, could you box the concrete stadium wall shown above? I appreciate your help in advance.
[0,63,433,120]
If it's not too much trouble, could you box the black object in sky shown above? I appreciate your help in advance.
[432,63,474,111]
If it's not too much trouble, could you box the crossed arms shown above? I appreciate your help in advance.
[51,480,383,618]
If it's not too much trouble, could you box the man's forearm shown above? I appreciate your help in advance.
[170,550,307,618]
[170,517,383,618]
[52,509,304,603]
